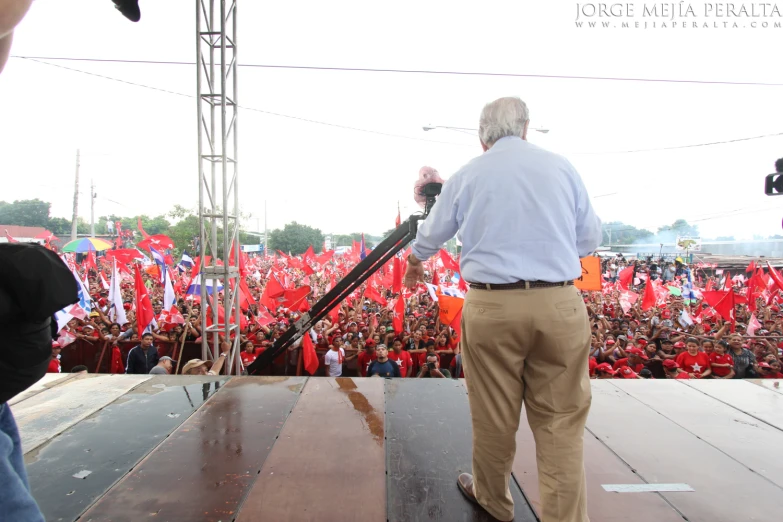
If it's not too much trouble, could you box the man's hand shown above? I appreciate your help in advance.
[404,255,425,289]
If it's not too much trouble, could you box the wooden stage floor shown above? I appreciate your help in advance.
[10,375,783,522]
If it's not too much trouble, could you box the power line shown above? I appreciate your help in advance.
[10,55,783,87]
[20,58,472,148]
[17,58,783,154]
[571,132,783,155]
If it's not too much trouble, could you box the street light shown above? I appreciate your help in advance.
[423,125,550,134]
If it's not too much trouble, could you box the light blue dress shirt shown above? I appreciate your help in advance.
[411,136,602,284]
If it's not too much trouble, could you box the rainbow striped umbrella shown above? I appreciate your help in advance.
[61,237,113,253]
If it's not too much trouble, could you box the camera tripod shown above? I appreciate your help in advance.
[246,183,442,375]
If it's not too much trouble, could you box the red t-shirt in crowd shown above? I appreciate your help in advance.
[676,351,711,377]
[357,351,377,377]
[589,357,597,376]
[240,351,258,367]
[675,371,691,379]
[388,350,413,377]
[763,371,783,379]
[47,358,61,373]
[709,352,734,377]
[612,358,644,373]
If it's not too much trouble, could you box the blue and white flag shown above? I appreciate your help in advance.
[71,269,91,314]
[180,250,194,267]
[186,274,224,295]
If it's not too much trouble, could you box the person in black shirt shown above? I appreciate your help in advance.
[125,333,160,374]
[366,345,400,378]
[417,353,451,378]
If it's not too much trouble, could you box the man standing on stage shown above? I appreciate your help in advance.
[404,96,601,522]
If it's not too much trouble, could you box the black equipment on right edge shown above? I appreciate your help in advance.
[764,158,783,196]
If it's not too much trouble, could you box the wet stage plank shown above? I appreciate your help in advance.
[611,379,783,489]
[80,376,306,522]
[747,378,783,396]
[386,379,537,522]
[683,379,783,431]
[588,380,783,522]
[512,401,681,521]
[13,374,150,454]
[26,376,229,522]
[237,377,386,522]
[8,373,81,406]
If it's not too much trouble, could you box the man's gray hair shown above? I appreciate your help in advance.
[478,97,530,146]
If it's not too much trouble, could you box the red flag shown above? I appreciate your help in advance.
[106,248,143,265]
[316,250,334,265]
[395,203,401,227]
[392,296,405,334]
[238,278,256,311]
[641,279,656,311]
[137,217,150,239]
[260,275,286,311]
[438,249,460,273]
[133,264,155,334]
[281,285,311,310]
[746,260,756,273]
[110,345,125,374]
[85,250,98,272]
[256,307,276,327]
[303,245,315,262]
[723,271,732,290]
[365,284,388,306]
[618,266,634,290]
[160,304,185,332]
[767,262,783,292]
[302,332,319,375]
[747,313,762,336]
[705,278,714,291]
[138,234,175,252]
[702,290,736,328]
[4,229,18,243]
[392,256,402,294]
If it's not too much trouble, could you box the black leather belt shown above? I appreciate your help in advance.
[467,280,574,290]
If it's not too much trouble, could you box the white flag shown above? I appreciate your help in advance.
[747,313,762,336]
[99,272,110,291]
[163,268,176,311]
[108,258,128,325]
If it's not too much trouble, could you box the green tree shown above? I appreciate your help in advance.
[332,232,363,248]
[168,215,200,254]
[602,222,654,245]
[269,222,324,256]
[47,217,71,236]
[137,215,171,236]
[658,219,699,237]
[0,199,51,227]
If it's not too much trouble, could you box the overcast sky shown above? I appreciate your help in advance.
[2,0,782,241]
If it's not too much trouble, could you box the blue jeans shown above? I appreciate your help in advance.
[0,403,44,522]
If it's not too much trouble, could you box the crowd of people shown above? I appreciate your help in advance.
[48,241,783,383]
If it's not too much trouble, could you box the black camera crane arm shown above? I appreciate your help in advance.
[246,214,424,375]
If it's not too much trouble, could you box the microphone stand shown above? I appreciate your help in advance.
[247,186,440,375]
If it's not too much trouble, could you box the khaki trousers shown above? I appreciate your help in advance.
[461,285,591,522]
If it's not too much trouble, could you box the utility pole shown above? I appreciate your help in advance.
[71,149,80,241]
[264,200,268,257]
[90,179,96,237]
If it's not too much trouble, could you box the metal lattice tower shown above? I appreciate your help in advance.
[196,0,241,374]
